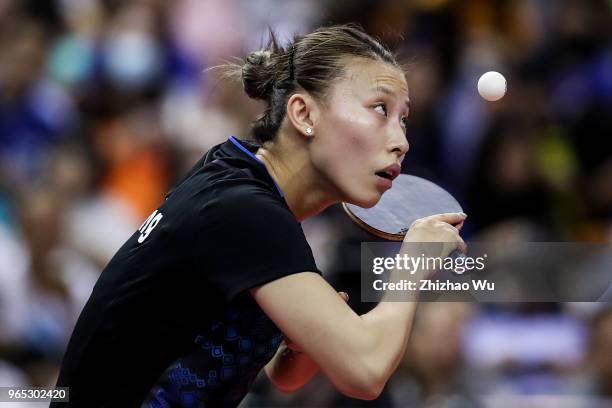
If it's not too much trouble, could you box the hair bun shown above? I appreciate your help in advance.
[242,49,275,100]
[246,49,271,66]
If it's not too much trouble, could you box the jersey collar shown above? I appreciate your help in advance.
[228,136,285,198]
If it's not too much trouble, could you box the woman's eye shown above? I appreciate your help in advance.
[401,116,408,128]
[373,103,387,116]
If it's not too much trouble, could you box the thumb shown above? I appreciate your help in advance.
[339,291,349,303]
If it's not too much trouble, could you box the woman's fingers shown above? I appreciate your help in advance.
[415,212,467,226]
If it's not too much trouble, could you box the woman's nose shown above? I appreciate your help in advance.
[390,132,409,157]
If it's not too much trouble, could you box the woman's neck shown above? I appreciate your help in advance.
[255,133,338,221]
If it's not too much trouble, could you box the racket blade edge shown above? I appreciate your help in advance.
[342,175,463,241]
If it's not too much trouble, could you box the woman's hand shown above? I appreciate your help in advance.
[283,291,349,353]
[402,212,467,258]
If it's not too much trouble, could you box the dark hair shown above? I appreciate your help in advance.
[219,23,402,144]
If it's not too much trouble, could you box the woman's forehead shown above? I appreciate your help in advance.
[340,57,409,98]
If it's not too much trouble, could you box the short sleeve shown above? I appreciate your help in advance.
[195,183,322,301]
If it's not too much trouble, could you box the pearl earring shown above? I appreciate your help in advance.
[306,127,313,135]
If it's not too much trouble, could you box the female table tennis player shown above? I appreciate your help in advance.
[52,24,466,407]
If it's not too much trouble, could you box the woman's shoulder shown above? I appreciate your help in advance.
[205,179,292,223]
[166,173,293,231]
[167,159,282,207]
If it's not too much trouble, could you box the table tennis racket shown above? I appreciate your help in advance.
[343,174,465,258]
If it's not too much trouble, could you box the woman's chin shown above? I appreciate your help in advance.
[346,190,382,208]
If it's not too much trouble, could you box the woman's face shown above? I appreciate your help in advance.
[310,57,410,207]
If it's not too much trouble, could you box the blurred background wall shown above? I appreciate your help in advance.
[0,0,610,407]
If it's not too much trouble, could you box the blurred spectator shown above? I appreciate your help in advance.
[389,302,479,408]
[0,18,76,184]
[585,308,612,397]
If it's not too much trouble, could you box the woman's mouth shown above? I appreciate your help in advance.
[374,164,400,191]
[375,170,395,180]
[375,171,393,190]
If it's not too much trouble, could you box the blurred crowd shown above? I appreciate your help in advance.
[0,0,610,407]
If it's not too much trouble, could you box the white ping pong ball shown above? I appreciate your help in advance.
[477,71,507,101]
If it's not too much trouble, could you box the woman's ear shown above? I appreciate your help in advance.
[286,93,319,138]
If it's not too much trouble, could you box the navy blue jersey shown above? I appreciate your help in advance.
[53,136,321,407]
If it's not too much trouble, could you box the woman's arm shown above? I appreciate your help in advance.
[251,272,415,399]
[251,212,465,400]
[264,291,349,393]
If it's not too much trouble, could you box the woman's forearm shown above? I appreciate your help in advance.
[359,300,418,387]
[355,264,425,393]
[264,342,319,393]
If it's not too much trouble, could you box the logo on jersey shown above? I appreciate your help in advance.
[138,209,163,243]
